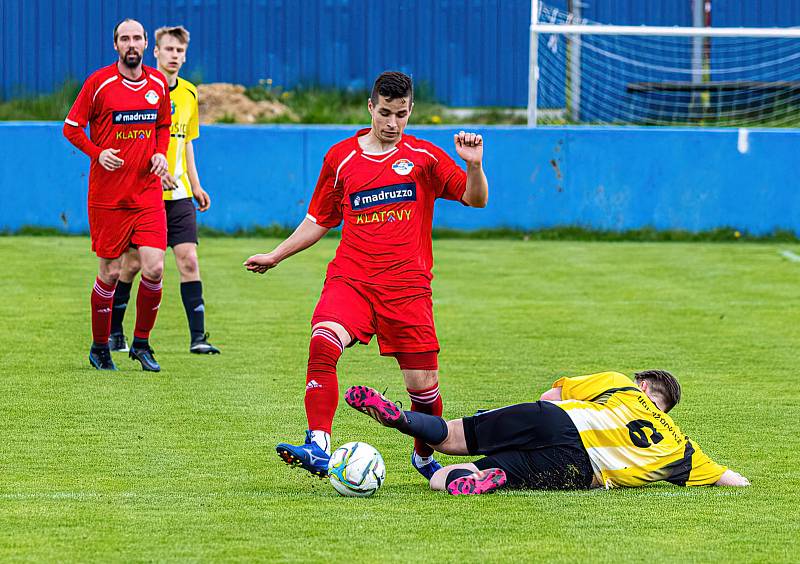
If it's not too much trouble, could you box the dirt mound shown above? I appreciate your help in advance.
[197,83,298,124]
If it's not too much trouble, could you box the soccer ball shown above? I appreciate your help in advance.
[328,442,386,497]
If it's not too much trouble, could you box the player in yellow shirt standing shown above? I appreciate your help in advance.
[110,25,220,355]
[345,370,750,494]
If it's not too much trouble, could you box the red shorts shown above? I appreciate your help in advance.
[312,277,439,355]
[88,206,167,259]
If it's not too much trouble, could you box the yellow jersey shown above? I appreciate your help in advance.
[163,77,199,201]
[549,372,727,488]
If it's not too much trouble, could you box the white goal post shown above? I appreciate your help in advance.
[528,0,800,126]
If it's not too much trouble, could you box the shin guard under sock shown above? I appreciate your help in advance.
[91,277,116,346]
[407,383,443,457]
[403,410,448,446]
[304,326,344,435]
[133,276,162,340]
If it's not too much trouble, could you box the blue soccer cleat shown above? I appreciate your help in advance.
[411,449,442,481]
[276,430,331,478]
[89,344,117,371]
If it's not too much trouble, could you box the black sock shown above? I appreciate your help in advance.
[402,411,448,446]
[132,336,148,349]
[181,280,205,342]
[445,468,474,488]
[111,281,133,334]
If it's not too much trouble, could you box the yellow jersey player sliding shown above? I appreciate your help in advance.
[345,369,749,495]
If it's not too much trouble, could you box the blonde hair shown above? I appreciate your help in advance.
[155,25,190,47]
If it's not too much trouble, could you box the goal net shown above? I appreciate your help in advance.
[530,3,800,127]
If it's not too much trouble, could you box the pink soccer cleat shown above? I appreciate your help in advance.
[447,468,507,496]
[345,385,409,431]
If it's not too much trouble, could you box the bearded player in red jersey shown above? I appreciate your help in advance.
[245,71,489,479]
[63,19,171,372]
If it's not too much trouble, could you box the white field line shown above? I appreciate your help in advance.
[780,250,800,263]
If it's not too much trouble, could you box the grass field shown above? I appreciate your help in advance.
[1,236,799,562]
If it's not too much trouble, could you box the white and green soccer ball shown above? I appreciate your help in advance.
[328,442,386,497]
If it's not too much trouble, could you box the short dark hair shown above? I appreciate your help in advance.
[634,369,681,412]
[113,19,147,43]
[370,71,413,106]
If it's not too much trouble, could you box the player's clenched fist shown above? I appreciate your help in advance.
[98,148,124,171]
[454,130,483,165]
[150,153,168,176]
[244,253,280,274]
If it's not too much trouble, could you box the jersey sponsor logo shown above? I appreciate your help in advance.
[170,122,188,136]
[116,129,152,141]
[355,208,413,225]
[350,182,416,211]
[391,158,414,176]
[145,89,160,105]
[113,110,158,124]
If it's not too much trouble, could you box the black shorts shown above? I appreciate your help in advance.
[165,198,198,247]
[462,401,594,490]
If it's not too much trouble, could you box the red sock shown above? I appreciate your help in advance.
[91,277,116,345]
[304,327,344,434]
[133,276,162,340]
[408,383,443,457]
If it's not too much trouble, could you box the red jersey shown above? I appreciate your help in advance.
[63,63,171,210]
[306,128,467,286]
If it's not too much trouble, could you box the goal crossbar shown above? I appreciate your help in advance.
[531,24,800,39]
[528,17,800,125]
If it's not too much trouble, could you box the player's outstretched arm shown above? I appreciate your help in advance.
[454,130,488,208]
[714,469,750,487]
[244,218,329,274]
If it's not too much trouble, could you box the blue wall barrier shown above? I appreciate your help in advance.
[4,1,797,107]
[2,123,798,235]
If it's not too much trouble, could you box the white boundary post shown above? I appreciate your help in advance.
[528,0,540,127]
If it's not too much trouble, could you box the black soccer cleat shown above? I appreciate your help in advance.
[89,345,118,371]
[189,332,221,355]
[129,343,161,372]
[109,332,129,352]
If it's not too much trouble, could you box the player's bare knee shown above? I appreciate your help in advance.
[99,262,121,285]
[143,263,164,281]
[312,321,352,347]
[121,259,141,279]
[100,270,121,285]
[179,255,199,279]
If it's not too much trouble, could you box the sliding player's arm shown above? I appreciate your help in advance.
[540,387,563,401]
[714,469,750,486]
[684,443,749,487]
[244,218,329,274]
[550,372,635,402]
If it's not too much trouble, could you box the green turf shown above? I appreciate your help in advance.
[1,237,798,562]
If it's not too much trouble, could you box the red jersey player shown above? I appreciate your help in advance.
[63,19,171,372]
[245,71,489,479]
